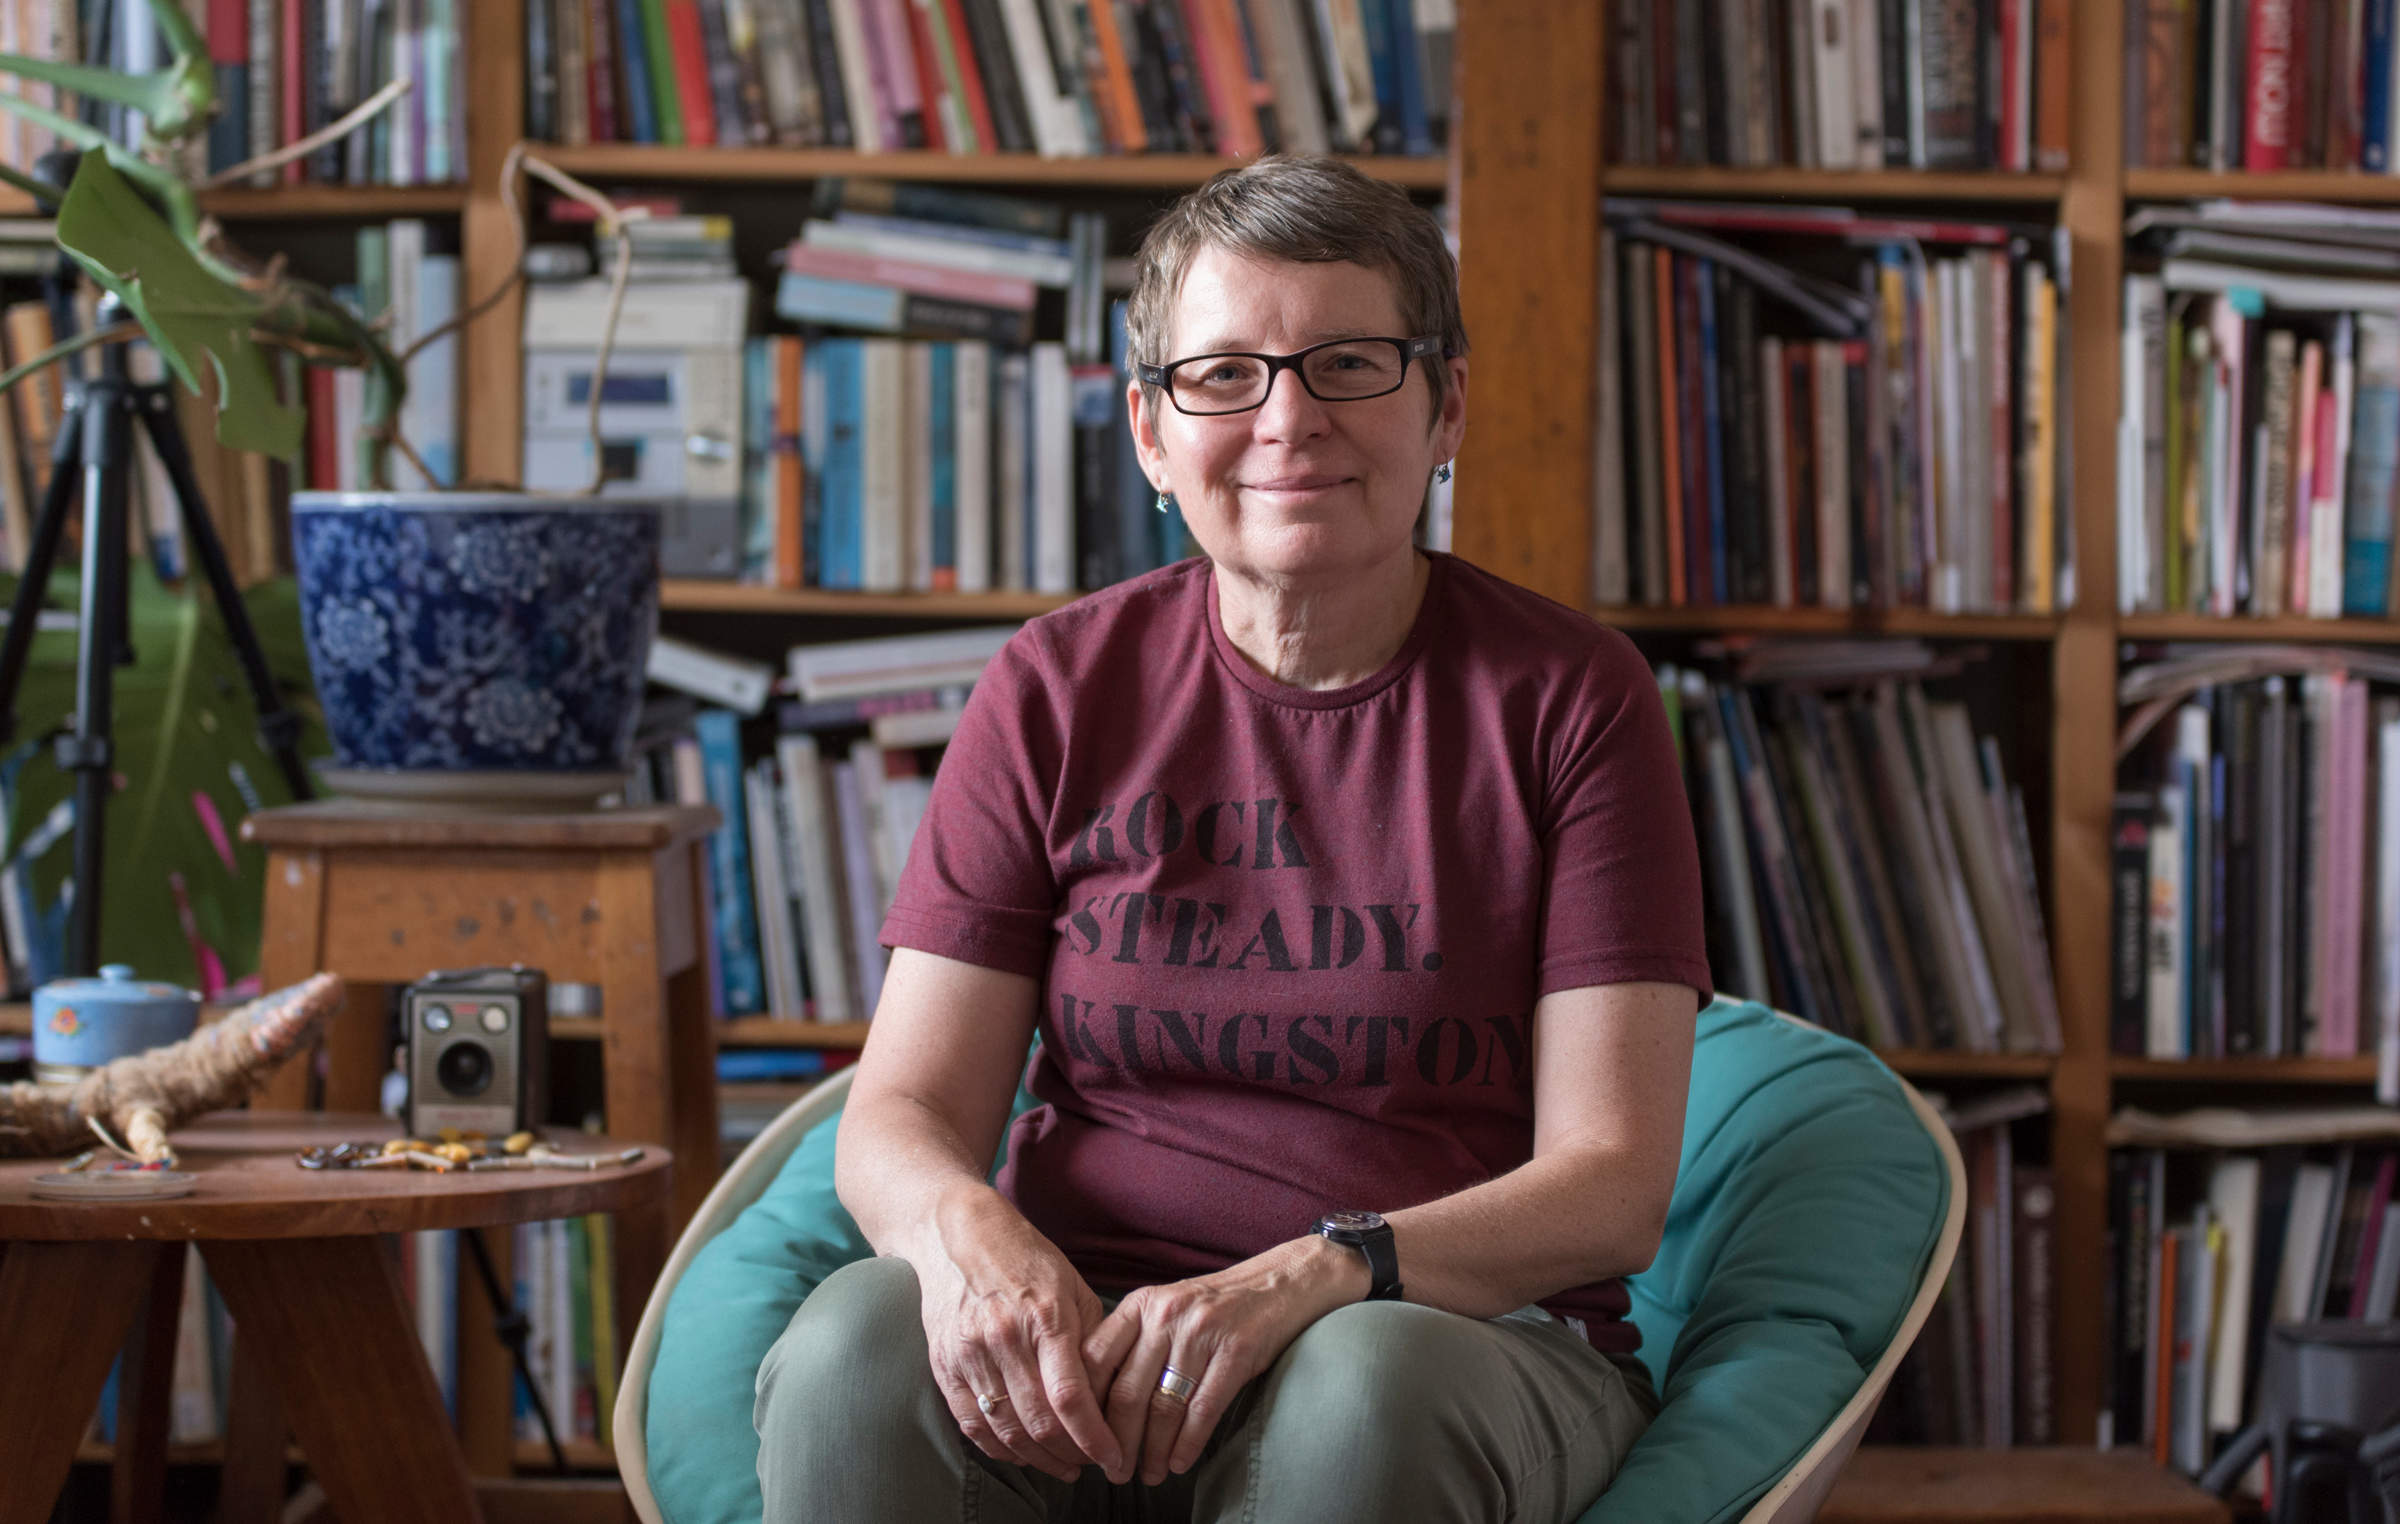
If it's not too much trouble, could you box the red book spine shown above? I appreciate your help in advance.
[586,0,621,144]
[936,0,1001,152]
[2245,0,2296,170]
[662,2,720,146]
[898,0,952,149]
[207,0,247,62]
[306,367,339,491]
[280,0,306,184]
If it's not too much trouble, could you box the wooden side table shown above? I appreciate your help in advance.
[0,1111,670,1524]
[242,799,722,1474]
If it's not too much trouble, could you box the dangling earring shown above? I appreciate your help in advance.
[1435,461,1452,484]
[1155,491,1174,515]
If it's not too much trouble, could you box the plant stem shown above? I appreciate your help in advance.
[0,162,60,209]
[0,323,139,398]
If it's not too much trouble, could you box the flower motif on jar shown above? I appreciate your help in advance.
[464,678,563,755]
[314,600,390,670]
[448,521,553,602]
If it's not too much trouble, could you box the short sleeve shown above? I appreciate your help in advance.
[1536,631,1715,1007]
[878,633,1063,978]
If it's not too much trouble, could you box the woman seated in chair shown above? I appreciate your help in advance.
[753,153,1715,1524]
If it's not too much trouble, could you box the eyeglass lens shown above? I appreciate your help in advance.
[1169,341,1409,413]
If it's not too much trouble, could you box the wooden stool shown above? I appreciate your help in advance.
[242,799,721,1475]
[1820,1447,2234,1524]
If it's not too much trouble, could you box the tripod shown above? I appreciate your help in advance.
[0,313,313,975]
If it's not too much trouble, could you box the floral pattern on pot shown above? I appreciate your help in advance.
[291,495,661,772]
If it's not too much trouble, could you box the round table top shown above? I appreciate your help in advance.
[0,1111,672,1242]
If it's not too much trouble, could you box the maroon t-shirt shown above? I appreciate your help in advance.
[879,551,1712,1350]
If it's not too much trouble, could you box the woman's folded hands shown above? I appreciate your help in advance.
[1079,1233,1370,1487]
[914,1188,1126,1483]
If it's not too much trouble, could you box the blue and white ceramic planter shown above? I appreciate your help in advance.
[291,493,662,794]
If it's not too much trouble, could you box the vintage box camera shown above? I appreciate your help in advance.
[404,966,549,1138]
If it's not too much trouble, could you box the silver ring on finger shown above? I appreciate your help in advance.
[976,1391,1011,1419]
[1156,1365,1197,1405]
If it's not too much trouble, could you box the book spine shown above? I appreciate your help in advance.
[2244,0,2296,169]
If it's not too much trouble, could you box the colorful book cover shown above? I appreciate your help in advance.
[696,708,767,1015]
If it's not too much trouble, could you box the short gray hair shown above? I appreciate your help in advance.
[1125,154,1468,423]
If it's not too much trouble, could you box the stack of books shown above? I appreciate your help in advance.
[1871,1085,2057,1448]
[2110,644,2400,1062]
[1662,642,2061,1055]
[524,0,1452,157]
[1608,0,2072,172]
[627,626,1019,1025]
[1597,199,2070,615]
[2120,200,2400,620]
[2104,1108,2400,1483]
[2125,0,2399,172]
[730,178,1181,594]
[10,1,473,185]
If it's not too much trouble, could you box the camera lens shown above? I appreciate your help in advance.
[436,1041,493,1096]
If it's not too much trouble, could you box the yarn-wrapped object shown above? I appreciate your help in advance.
[0,972,344,1164]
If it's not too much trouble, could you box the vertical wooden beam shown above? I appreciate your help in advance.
[2052,0,2129,1449]
[1449,0,1603,608]
[462,0,528,486]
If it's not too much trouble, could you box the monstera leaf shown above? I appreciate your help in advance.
[53,153,303,460]
[1,567,328,993]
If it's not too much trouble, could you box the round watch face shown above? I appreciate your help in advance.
[1320,1210,1386,1235]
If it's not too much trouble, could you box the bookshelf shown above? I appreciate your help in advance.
[1584,0,2400,1464]
[27,0,2380,1500]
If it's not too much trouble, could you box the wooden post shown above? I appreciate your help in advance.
[461,0,528,487]
[2052,0,2129,1448]
[1449,0,1603,608]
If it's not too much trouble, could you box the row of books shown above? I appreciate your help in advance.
[2110,648,2400,1063]
[309,219,465,494]
[526,0,1450,157]
[1661,646,2061,1056]
[2103,1113,2400,1481]
[2124,0,2400,172]
[2,0,465,186]
[1609,0,2072,173]
[82,1218,619,1452]
[1595,200,2069,616]
[623,625,1023,1023]
[1870,1087,2056,1448]
[2119,201,2400,620]
[738,329,1188,595]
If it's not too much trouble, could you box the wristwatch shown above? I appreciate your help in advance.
[1312,1210,1403,1301]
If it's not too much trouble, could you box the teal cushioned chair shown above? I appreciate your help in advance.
[617,997,1965,1524]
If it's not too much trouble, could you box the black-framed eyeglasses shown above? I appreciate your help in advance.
[1135,335,1448,416]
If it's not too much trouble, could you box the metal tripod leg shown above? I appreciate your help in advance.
[133,390,314,802]
[60,367,133,977]
[0,401,89,744]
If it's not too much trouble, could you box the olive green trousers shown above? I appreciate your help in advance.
[754,1255,1659,1524]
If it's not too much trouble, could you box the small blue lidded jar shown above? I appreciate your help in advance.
[32,965,203,1085]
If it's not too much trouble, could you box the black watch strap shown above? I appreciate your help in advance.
[1315,1212,1403,1301]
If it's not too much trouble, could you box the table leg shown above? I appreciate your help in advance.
[112,1241,187,1524]
[201,1236,483,1524]
[217,1322,291,1524]
[0,1240,158,1524]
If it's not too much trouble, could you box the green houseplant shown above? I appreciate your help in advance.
[0,6,671,991]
